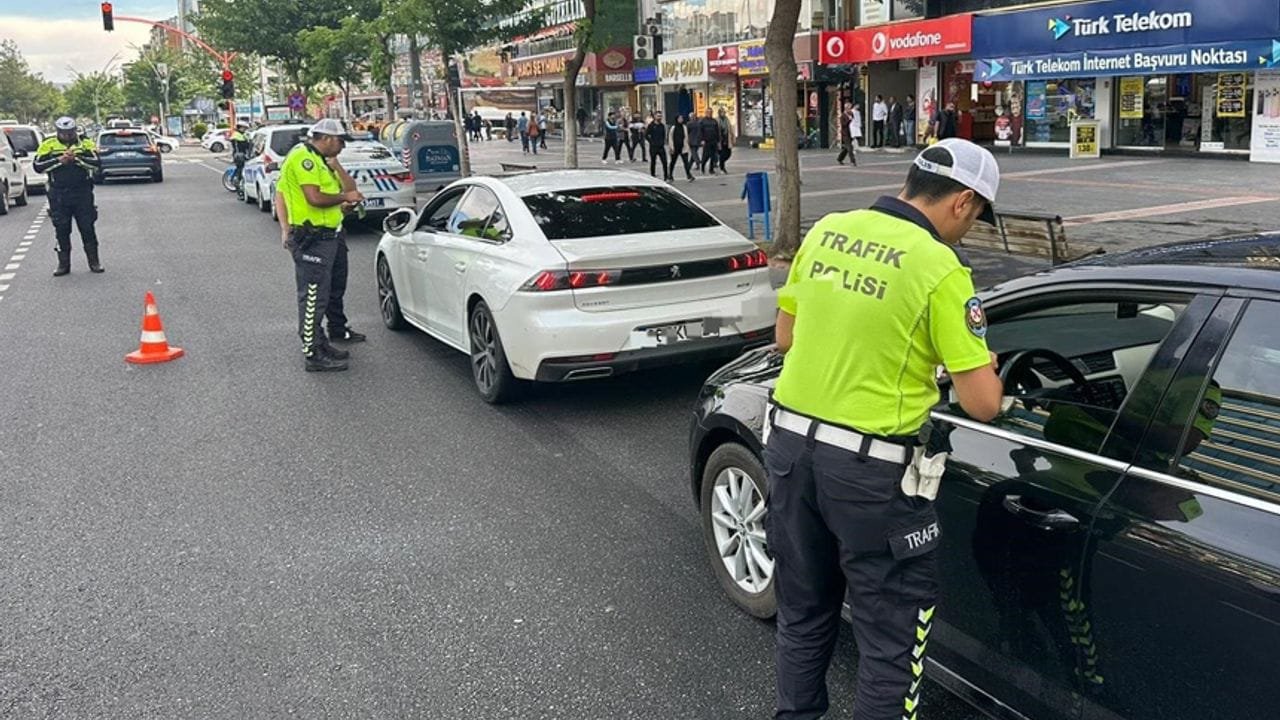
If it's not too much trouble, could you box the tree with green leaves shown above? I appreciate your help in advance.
[0,40,64,122]
[765,0,803,255]
[64,72,125,124]
[299,17,375,118]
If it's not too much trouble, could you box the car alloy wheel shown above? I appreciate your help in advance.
[376,256,406,330]
[711,465,772,593]
[700,442,775,618]
[14,183,27,206]
[468,301,519,404]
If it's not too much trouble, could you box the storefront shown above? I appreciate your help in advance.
[507,47,637,132]
[972,0,1280,159]
[738,40,771,142]
[820,14,974,145]
[658,48,710,122]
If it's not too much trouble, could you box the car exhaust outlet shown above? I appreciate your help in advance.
[563,367,614,381]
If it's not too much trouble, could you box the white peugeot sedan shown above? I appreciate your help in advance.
[376,170,777,403]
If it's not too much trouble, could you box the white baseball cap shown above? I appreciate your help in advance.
[54,116,77,131]
[912,138,1000,225]
[308,118,353,140]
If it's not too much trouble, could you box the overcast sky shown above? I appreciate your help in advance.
[1,1,179,83]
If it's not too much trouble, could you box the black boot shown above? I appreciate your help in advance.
[320,343,350,360]
[53,252,70,277]
[86,249,104,274]
[305,354,348,372]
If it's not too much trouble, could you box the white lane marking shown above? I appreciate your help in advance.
[0,273,14,281]
[1064,195,1275,226]
[11,255,26,262]
[4,264,19,271]
[0,285,9,291]
[1004,159,1170,179]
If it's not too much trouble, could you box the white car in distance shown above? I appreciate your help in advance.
[375,170,777,403]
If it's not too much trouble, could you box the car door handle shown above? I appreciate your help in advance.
[1001,495,1080,531]
[417,251,430,261]
[454,262,467,274]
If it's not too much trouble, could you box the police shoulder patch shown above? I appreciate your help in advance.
[1199,398,1220,420]
[301,158,315,171]
[965,297,987,338]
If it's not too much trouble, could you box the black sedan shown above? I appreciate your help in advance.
[689,234,1280,720]
[94,129,163,184]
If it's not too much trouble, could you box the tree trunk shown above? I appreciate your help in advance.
[408,35,425,118]
[563,52,586,169]
[765,0,803,256]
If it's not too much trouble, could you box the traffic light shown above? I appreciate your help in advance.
[220,70,235,100]
[101,2,114,31]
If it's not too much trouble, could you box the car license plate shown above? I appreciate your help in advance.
[364,198,386,209]
[641,320,715,346]
[117,151,139,157]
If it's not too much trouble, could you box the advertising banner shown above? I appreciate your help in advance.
[976,39,1276,82]
[819,15,972,64]
[917,64,939,142]
[1070,120,1101,158]
[738,40,768,76]
[708,45,739,74]
[659,49,709,85]
[1251,69,1280,163]
[972,0,1280,58]
[1119,76,1145,118]
[1217,72,1248,118]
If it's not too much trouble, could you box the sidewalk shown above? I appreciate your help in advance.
[464,137,1279,285]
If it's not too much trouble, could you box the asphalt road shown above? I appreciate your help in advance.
[0,150,984,718]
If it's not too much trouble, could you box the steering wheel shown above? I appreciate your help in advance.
[999,349,1089,410]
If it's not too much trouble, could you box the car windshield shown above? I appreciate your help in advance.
[270,129,310,156]
[3,128,38,152]
[100,133,150,147]
[521,186,721,240]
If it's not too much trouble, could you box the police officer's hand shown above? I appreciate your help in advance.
[989,351,999,370]
[281,228,291,250]
[59,150,76,165]
[342,190,364,203]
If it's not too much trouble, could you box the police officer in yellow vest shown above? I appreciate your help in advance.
[766,138,1006,720]
[273,119,363,372]
[32,117,103,276]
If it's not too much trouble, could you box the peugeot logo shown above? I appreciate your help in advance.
[871,31,888,55]
[670,265,682,279]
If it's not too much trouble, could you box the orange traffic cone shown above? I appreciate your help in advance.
[125,291,185,365]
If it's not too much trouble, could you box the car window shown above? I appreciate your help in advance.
[416,187,467,232]
[270,129,309,156]
[252,134,266,156]
[447,187,508,242]
[99,133,149,147]
[1167,299,1280,499]
[521,185,720,240]
[3,127,39,153]
[972,296,1189,454]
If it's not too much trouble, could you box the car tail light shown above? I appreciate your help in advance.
[580,191,641,203]
[390,171,412,183]
[727,249,769,272]
[521,269,621,291]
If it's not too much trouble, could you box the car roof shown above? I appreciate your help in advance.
[488,169,668,197]
[262,124,311,134]
[986,233,1280,296]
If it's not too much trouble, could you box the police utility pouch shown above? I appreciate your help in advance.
[900,421,952,501]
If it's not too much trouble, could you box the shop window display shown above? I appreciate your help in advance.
[1024,78,1096,144]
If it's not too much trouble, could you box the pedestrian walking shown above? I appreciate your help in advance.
[271,119,365,372]
[697,110,721,175]
[517,112,530,154]
[836,101,857,166]
[646,111,670,181]
[716,107,733,173]
[766,137,1004,720]
[536,112,548,150]
[628,113,646,162]
[872,95,888,147]
[904,95,917,147]
[851,103,864,150]
[33,116,103,276]
[686,115,702,172]
[602,111,623,163]
[484,118,493,141]
[933,102,959,141]
[667,114,695,182]
[505,113,516,143]
[528,114,541,155]
[889,96,904,148]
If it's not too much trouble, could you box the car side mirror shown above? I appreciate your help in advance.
[383,208,415,237]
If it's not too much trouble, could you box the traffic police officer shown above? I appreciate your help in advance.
[273,119,363,372]
[229,122,252,187]
[766,138,1005,720]
[32,117,103,276]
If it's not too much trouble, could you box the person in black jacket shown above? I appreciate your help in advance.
[601,111,622,163]
[667,114,695,182]
[698,110,721,175]
[646,112,670,181]
[888,97,904,148]
[33,117,103,276]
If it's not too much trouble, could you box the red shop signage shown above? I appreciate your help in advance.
[819,14,972,64]
[707,45,738,74]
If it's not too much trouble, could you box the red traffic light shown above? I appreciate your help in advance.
[101,2,114,31]
[221,70,234,82]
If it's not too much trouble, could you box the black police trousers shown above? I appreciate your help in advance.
[289,228,339,357]
[49,189,98,256]
[326,232,349,334]
[765,424,940,720]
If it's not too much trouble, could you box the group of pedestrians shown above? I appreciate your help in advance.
[500,112,548,155]
[601,108,732,182]
[869,95,917,148]
[838,95,960,166]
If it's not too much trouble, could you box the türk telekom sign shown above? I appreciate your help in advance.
[820,14,973,64]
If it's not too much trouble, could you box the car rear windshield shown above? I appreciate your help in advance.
[521,186,720,240]
[270,130,310,156]
[100,133,149,147]
[3,128,38,152]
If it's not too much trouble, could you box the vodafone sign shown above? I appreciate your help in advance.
[819,14,973,64]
